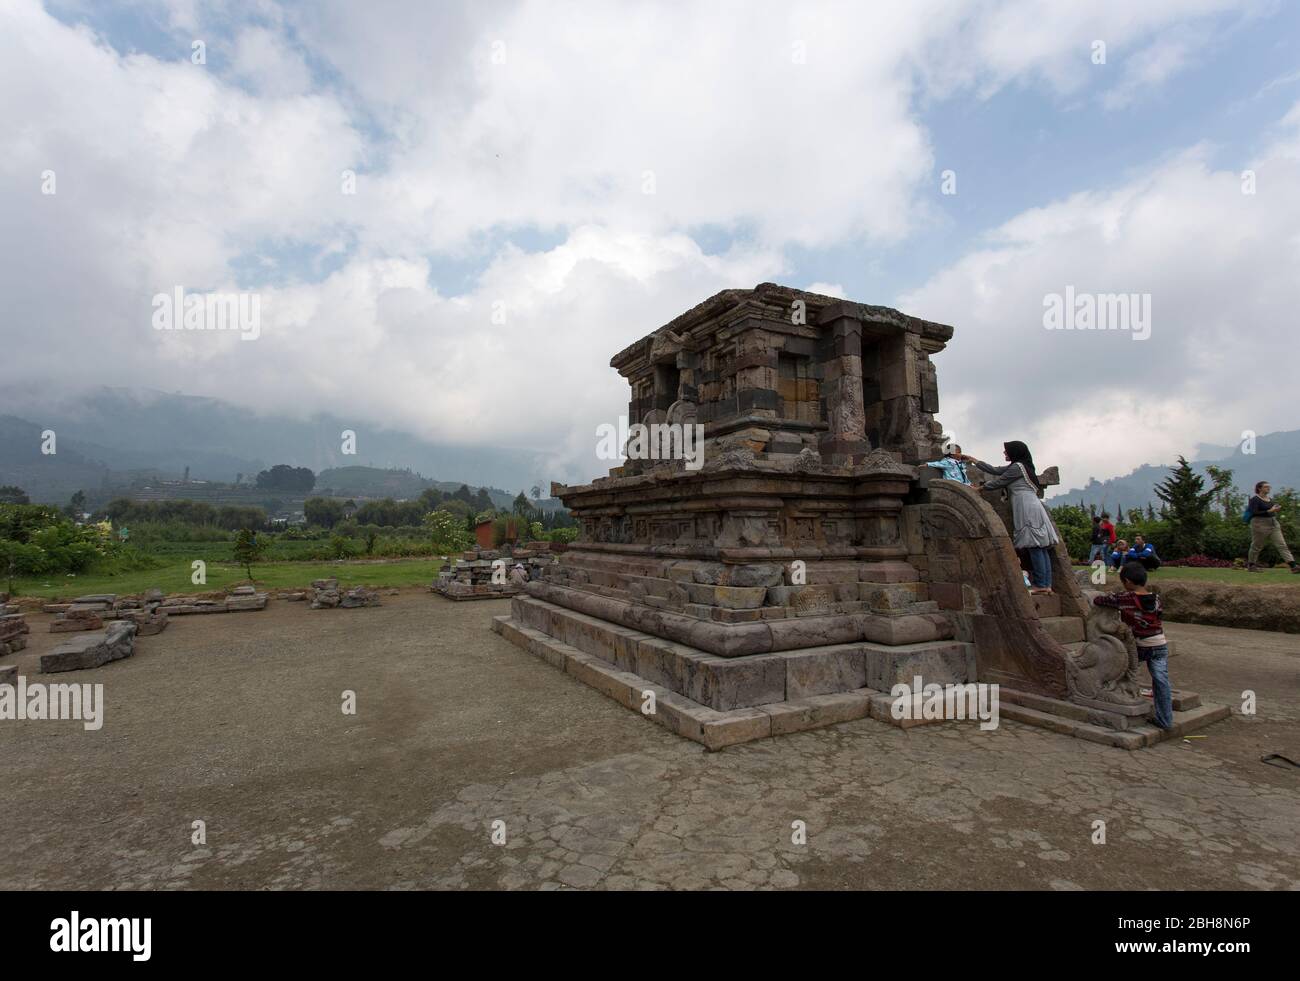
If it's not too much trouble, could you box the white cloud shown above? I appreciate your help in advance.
[806,282,846,298]
[899,105,1300,492]
[0,0,1278,488]
[230,26,313,97]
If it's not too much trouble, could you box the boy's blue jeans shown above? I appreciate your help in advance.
[1088,544,1106,563]
[1140,644,1174,729]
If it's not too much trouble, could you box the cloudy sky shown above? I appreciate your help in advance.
[2,0,1298,490]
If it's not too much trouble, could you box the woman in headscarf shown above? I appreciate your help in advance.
[961,441,1060,594]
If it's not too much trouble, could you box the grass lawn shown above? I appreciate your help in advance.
[11,556,450,600]
[1073,564,1299,585]
[15,554,1297,601]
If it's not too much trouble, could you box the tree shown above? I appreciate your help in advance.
[513,491,535,517]
[1205,465,1244,519]
[473,487,493,511]
[255,465,316,493]
[304,497,345,529]
[232,528,268,581]
[66,490,87,519]
[0,539,41,596]
[1116,504,1125,523]
[425,509,472,553]
[453,484,474,504]
[1154,456,1216,558]
[0,486,30,505]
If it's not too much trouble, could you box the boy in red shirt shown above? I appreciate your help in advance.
[1091,561,1172,729]
[1099,512,1116,547]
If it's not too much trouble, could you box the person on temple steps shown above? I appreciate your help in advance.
[924,443,971,485]
[960,441,1060,594]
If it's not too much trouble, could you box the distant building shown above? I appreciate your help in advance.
[475,517,519,549]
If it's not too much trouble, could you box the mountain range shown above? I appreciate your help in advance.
[1046,429,1300,511]
[0,387,555,506]
[3,386,1296,515]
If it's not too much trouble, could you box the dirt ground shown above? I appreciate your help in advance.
[1,592,1297,890]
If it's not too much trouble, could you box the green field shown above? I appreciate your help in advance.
[14,555,1296,602]
[13,556,450,600]
[1075,565,1299,585]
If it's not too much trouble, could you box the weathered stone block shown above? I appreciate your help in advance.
[713,585,767,610]
[227,593,269,612]
[41,621,136,673]
[862,640,976,691]
[764,690,872,736]
[683,653,786,711]
[784,646,869,700]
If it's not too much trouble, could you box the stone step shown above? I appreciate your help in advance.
[1000,698,1229,749]
[524,581,953,658]
[508,594,973,711]
[1031,593,1061,617]
[492,615,877,750]
[494,611,1228,751]
[1172,690,1200,711]
[1000,685,1202,727]
[1038,615,1085,644]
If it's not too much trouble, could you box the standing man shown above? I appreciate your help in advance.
[1247,481,1300,573]
[1099,511,1116,548]
[1088,516,1109,565]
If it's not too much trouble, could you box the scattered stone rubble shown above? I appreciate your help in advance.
[47,590,170,633]
[309,579,381,609]
[1,608,30,658]
[44,587,266,623]
[432,543,557,601]
[41,620,138,674]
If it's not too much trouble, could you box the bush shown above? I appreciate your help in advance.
[425,510,471,554]
[1047,504,1092,560]
[0,504,109,579]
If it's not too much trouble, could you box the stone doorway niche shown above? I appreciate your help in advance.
[653,361,680,412]
[860,327,904,454]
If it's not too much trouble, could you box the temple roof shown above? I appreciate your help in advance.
[610,282,954,371]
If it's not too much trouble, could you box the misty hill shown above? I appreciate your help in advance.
[1049,429,1300,511]
[316,466,557,511]
[0,387,556,506]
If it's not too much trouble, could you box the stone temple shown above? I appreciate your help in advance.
[492,283,1228,749]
